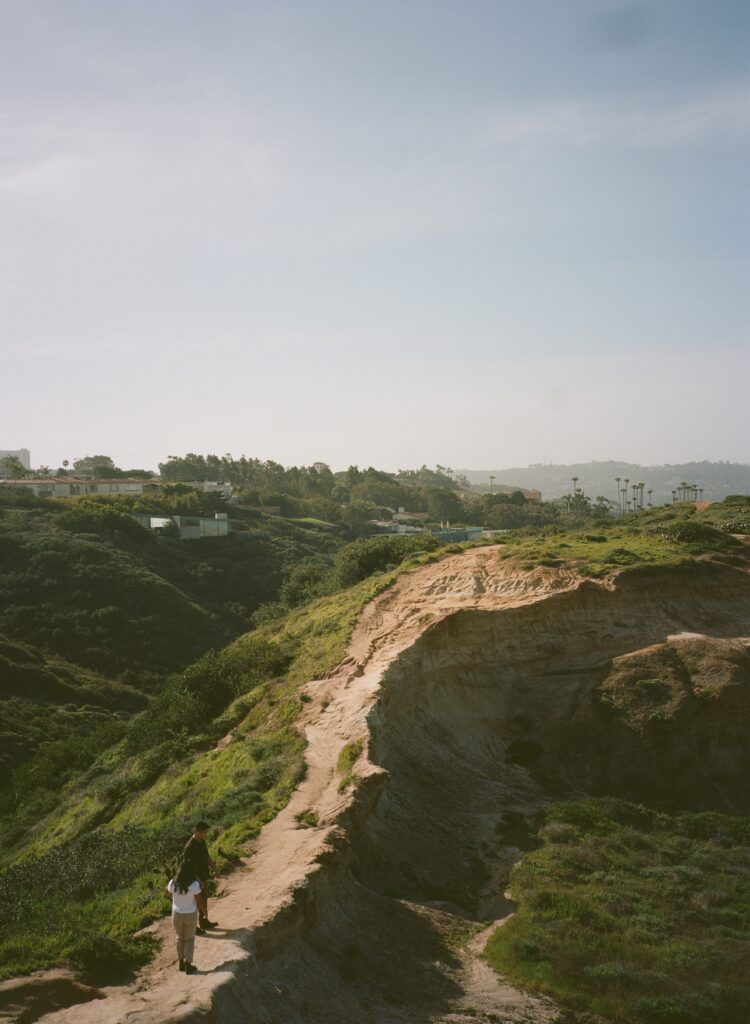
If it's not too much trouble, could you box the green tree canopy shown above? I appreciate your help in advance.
[0,456,29,479]
[426,489,464,522]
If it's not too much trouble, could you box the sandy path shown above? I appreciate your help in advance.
[40,548,582,1024]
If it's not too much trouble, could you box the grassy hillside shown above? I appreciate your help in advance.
[2,501,747,989]
[485,799,750,1024]
[498,500,746,577]
[696,494,750,533]
[0,634,144,787]
[0,501,341,682]
[481,499,750,1023]
[0,534,448,982]
[0,497,341,780]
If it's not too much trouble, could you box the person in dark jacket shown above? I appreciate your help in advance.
[183,820,217,933]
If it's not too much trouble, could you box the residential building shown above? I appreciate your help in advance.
[0,477,161,498]
[0,449,31,476]
[369,520,425,535]
[132,512,231,540]
[393,507,430,523]
[178,480,233,497]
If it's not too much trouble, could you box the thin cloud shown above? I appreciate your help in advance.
[483,85,750,148]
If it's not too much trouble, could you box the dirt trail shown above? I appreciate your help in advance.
[38,548,578,1024]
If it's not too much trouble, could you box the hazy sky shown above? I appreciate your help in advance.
[1,0,748,472]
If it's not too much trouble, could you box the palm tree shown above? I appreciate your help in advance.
[614,477,621,515]
[594,496,611,520]
[647,488,653,507]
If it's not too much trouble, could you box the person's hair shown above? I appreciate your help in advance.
[194,820,209,832]
[174,858,198,895]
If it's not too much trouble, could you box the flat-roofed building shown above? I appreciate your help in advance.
[132,511,230,539]
[0,449,31,476]
[0,477,161,498]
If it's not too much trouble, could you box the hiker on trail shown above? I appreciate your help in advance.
[183,820,218,934]
[166,859,201,974]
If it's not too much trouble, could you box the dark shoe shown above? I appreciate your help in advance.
[195,926,206,935]
[184,963,198,975]
[178,959,185,972]
[199,918,218,929]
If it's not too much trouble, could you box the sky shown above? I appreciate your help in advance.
[1,0,748,473]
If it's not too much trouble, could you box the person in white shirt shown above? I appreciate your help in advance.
[166,859,202,974]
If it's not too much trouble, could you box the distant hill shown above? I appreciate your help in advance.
[458,461,750,504]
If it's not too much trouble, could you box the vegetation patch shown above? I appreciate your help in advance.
[0,542,451,981]
[335,739,364,794]
[484,798,750,1023]
[496,501,747,578]
[0,499,341,683]
[295,809,319,828]
[696,495,750,535]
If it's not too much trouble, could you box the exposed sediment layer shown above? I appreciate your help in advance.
[356,565,750,931]
[35,550,750,1024]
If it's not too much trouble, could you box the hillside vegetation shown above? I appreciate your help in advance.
[0,495,341,778]
[0,533,448,982]
[1,497,748,1005]
[499,499,746,577]
[0,498,341,681]
[485,799,750,1024]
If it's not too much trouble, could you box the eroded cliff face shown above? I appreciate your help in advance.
[355,563,750,922]
[31,551,750,1024]
[228,560,750,1024]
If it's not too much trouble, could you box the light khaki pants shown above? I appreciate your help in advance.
[172,910,198,963]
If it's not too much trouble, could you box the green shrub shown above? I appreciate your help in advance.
[659,521,737,550]
[251,601,290,626]
[604,547,641,565]
[337,740,363,775]
[332,534,440,588]
[128,638,294,754]
[295,809,319,828]
[336,740,364,793]
[58,506,152,544]
[280,559,332,607]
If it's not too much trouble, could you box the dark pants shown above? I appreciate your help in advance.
[196,879,209,921]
